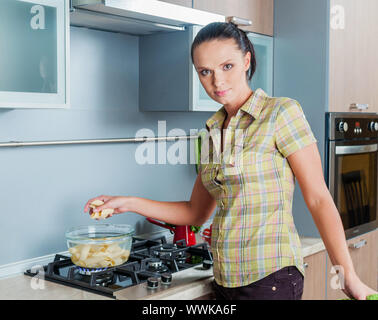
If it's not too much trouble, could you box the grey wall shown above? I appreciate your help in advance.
[0,27,213,265]
[274,0,330,237]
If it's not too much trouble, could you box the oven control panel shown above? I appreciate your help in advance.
[327,113,378,140]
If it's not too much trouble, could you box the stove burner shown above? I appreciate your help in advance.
[77,267,108,276]
[147,258,169,273]
[148,258,162,269]
[152,244,176,257]
[76,267,114,287]
[151,243,187,262]
[160,243,178,251]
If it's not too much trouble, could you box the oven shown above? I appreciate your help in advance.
[325,112,378,239]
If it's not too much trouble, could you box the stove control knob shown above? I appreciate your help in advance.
[147,277,159,289]
[369,121,378,132]
[338,121,348,132]
[203,260,213,270]
[161,272,172,285]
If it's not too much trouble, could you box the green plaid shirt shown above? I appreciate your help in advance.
[199,88,317,288]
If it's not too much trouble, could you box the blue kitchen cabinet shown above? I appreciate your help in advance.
[0,0,69,108]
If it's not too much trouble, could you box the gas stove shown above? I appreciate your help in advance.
[24,236,213,299]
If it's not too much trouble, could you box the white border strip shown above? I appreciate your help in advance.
[0,231,174,279]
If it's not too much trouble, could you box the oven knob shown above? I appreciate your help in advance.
[147,277,159,289]
[161,273,172,285]
[338,121,348,132]
[369,121,378,132]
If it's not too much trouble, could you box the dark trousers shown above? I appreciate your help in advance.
[211,266,304,300]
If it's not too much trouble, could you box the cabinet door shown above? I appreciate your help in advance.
[329,0,378,113]
[247,33,273,96]
[326,229,378,300]
[302,251,327,300]
[0,0,69,108]
[193,0,274,36]
[192,81,222,111]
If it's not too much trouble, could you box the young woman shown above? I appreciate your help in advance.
[84,22,377,300]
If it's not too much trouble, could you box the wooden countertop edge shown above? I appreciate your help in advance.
[143,277,215,300]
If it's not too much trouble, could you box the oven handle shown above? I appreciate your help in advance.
[335,144,378,155]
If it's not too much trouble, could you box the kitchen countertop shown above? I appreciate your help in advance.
[0,236,325,300]
[300,236,326,257]
[0,273,112,300]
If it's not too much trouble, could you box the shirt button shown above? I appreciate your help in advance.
[272,286,277,291]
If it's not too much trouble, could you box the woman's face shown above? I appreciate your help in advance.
[192,38,251,107]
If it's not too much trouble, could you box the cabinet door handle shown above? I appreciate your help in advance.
[349,103,369,111]
[303,262,309,269]
[349,239,367,249]
[226,16,252,26]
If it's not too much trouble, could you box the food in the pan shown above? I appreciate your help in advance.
[68,243,130,268]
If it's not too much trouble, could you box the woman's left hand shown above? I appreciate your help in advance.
[343,273,378,300]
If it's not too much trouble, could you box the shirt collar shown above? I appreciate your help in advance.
[205,88,268,130]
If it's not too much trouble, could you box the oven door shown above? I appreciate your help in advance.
[328,140,378,238]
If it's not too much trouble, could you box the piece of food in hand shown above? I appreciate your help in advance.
[89,200,114,220]
[89,200,105,208]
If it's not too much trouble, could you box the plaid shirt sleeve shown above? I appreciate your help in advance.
[274,99,317,158]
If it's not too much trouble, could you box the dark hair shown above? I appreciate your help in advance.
[190,22,256,81]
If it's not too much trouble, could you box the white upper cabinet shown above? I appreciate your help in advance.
[0,0,69,109]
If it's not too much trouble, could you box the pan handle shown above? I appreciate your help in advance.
[146,217,175,232]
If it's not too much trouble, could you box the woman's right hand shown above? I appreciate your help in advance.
[84,195,130,218]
